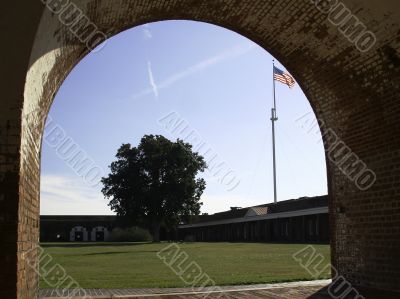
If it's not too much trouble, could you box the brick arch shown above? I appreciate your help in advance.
[1,1,399,298]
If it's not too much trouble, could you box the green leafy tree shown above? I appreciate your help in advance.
[101,135,206,241]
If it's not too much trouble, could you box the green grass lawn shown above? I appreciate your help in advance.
[40,242,330,289]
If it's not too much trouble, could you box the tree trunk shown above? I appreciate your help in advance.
[151,223,161,242]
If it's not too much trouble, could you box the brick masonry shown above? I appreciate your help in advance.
[0,1,399,298]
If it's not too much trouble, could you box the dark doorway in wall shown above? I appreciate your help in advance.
[75,232,83,241]
[96,231,105,241]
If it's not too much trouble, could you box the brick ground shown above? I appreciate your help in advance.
[39,280,331,298]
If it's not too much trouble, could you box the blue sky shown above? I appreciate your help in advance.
[40,20,327,215]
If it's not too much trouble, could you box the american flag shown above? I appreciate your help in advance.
[273,66,295,88]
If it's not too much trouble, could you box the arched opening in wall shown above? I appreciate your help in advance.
[38,20,330,291]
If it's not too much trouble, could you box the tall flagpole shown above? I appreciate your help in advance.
[271,60,278,204]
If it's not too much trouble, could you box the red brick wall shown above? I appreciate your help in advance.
[1,1,399,298]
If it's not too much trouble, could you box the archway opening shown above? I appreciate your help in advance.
[38,20,330,291]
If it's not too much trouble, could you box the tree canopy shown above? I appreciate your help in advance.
[101,135,207,241]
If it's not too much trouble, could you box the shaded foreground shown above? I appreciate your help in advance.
[40,242,330,289]
[39,280,332,298]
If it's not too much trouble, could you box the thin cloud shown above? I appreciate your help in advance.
[147,61,159,99]
[142,24,152,40]
[40,174,112,215]
[143,28,152,40]
[130,43,257,100]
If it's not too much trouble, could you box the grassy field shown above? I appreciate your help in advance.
[40,242,330,289]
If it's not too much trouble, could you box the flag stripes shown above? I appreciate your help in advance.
[273,66,295,88]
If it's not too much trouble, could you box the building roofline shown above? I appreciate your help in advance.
[179,206,328,229]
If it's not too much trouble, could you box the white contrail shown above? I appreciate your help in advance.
[131,43,256,100]
[147,61,159,99]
